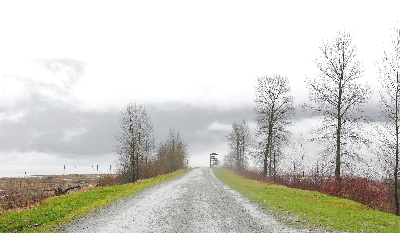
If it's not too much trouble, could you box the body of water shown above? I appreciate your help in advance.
[0,165,115,178]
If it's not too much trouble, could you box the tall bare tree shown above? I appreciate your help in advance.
[376,27,400,215]
[226,120,251,175]
[254,74,294,179]
[303,31,371,180]
[114,102,155,183]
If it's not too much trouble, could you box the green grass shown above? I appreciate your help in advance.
[213,168,400,233]
[0,169,189,232]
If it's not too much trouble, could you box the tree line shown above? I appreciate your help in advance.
[223,28,400,215]
[113,102,189,184]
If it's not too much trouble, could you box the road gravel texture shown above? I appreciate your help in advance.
[66,167,331,233]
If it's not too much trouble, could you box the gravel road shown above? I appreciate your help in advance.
[65,167,323,233]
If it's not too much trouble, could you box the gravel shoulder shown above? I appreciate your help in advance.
[65,167,317,233]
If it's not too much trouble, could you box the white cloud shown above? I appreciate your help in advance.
[0,59,85,116]
[0,110,26,123]
[0,150,116,168]
[0,150,73,166]
[0,76,27,109]
[2,1,396,113]
[206,120,257,133]
[206,121,231,132]
[62,127,87,142]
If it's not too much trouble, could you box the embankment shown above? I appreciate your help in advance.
[0,169,189,232]
[213,168,400,233]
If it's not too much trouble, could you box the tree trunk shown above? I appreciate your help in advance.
[131,137,136,182]
[273,150,276,184]
[137,132,141,181]
[268,147,272,179]
[335,75,343,180]
[263,151,268,178]
[241,135,245,175]
[236,132,241,175]
[264,100,275,178]
[395,71,399,216]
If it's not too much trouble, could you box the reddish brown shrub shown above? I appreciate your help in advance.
[241,169,265,182]
[276,173,395,214]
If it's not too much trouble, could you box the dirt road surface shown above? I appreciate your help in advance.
[66,167,323,233]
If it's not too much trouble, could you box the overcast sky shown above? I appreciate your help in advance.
[0,1,399,169]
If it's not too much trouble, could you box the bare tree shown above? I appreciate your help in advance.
[114,102,155,183]
[226,120,251,175]
[272,127,292,182]
[303,31,371,180]
[156,128,189,174]
[223,151,236,168]
[376,27,400,215]
[287,133,308,177]
[254,74,294,179]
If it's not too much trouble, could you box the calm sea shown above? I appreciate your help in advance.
[0,165,115,178]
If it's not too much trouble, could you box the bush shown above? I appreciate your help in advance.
[96,174,117,187]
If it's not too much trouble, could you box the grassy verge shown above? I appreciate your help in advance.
[213,168,400,233]
[0,169,189,232]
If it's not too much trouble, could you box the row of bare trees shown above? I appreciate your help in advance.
[224,75,294,183]
[113,102,189,184]
[223,28,400,215]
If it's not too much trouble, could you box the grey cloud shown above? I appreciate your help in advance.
[0,101,257,164]
[147,103,256,147]
[293,98,386,123]
[1,95,388,166]
[0,58,84,113]
[0,102,118,156]
[8,97,388,166]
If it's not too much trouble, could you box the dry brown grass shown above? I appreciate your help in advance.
[0,173,117,211]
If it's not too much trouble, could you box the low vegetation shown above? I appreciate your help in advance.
[238,168,397,215]
[0,169,189,232]
[276,174,394,214]
[0,174,115,212]
[213,168,400,232]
